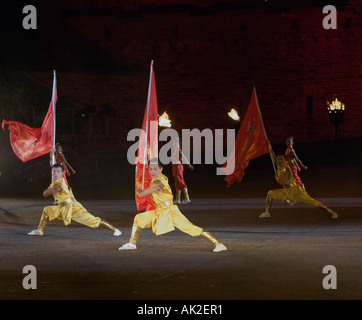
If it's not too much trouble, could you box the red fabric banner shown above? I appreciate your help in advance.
[135,62,158,211]
[224,87,269,187]
[2,98,55,162]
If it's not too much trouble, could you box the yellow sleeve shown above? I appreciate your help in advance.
[152,179,165,192]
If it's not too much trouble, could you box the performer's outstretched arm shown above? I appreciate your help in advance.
[62,157,76,175]
[292,150,308,170]
[136,183,161,198]
[268,142,277,164]
[43,184,62,197]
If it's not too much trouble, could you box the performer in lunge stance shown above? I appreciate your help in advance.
[28,164,122,236]
[119,159,227,252]
[259,145,338,219]
[171,138,194,204]
[285,136,307,188]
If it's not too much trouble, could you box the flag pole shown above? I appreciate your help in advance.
[253,86,276,173]
[142,60,154,190]
[51,70,57,166]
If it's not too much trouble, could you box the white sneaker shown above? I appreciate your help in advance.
[182,199,191,204]
[113,229,122,236]
[331,212,338,219]
[258,212,271,218]
[27,229,43,236]
[213,244,227,253]
[118,243,137,250]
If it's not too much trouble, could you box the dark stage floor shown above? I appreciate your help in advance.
[1,197,361,302]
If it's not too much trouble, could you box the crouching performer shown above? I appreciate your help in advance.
[28,164,122,236]
[259,146,338,219]
[119,159,227,252]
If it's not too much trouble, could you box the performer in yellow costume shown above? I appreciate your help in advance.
[259,145,338,219]
[28,164,122,236]
[119,159,227,252]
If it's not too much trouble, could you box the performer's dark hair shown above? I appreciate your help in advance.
[148,158,163,169]
[52,163,64,171]
[55,142,63,151]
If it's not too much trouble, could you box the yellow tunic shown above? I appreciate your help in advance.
[43,177,101,228]
[134,174,203,236]
[273,164,299,205]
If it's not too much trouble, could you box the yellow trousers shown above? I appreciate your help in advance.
[265,186,334,215]
[43,202,101,228]
[134,206,203,236]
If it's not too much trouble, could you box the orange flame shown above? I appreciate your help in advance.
[158,111,172,128]
[228,108,240,121]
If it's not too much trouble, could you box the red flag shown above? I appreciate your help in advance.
[223,87,269,187]
[135,61,158,211]
[2,74,56,162]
